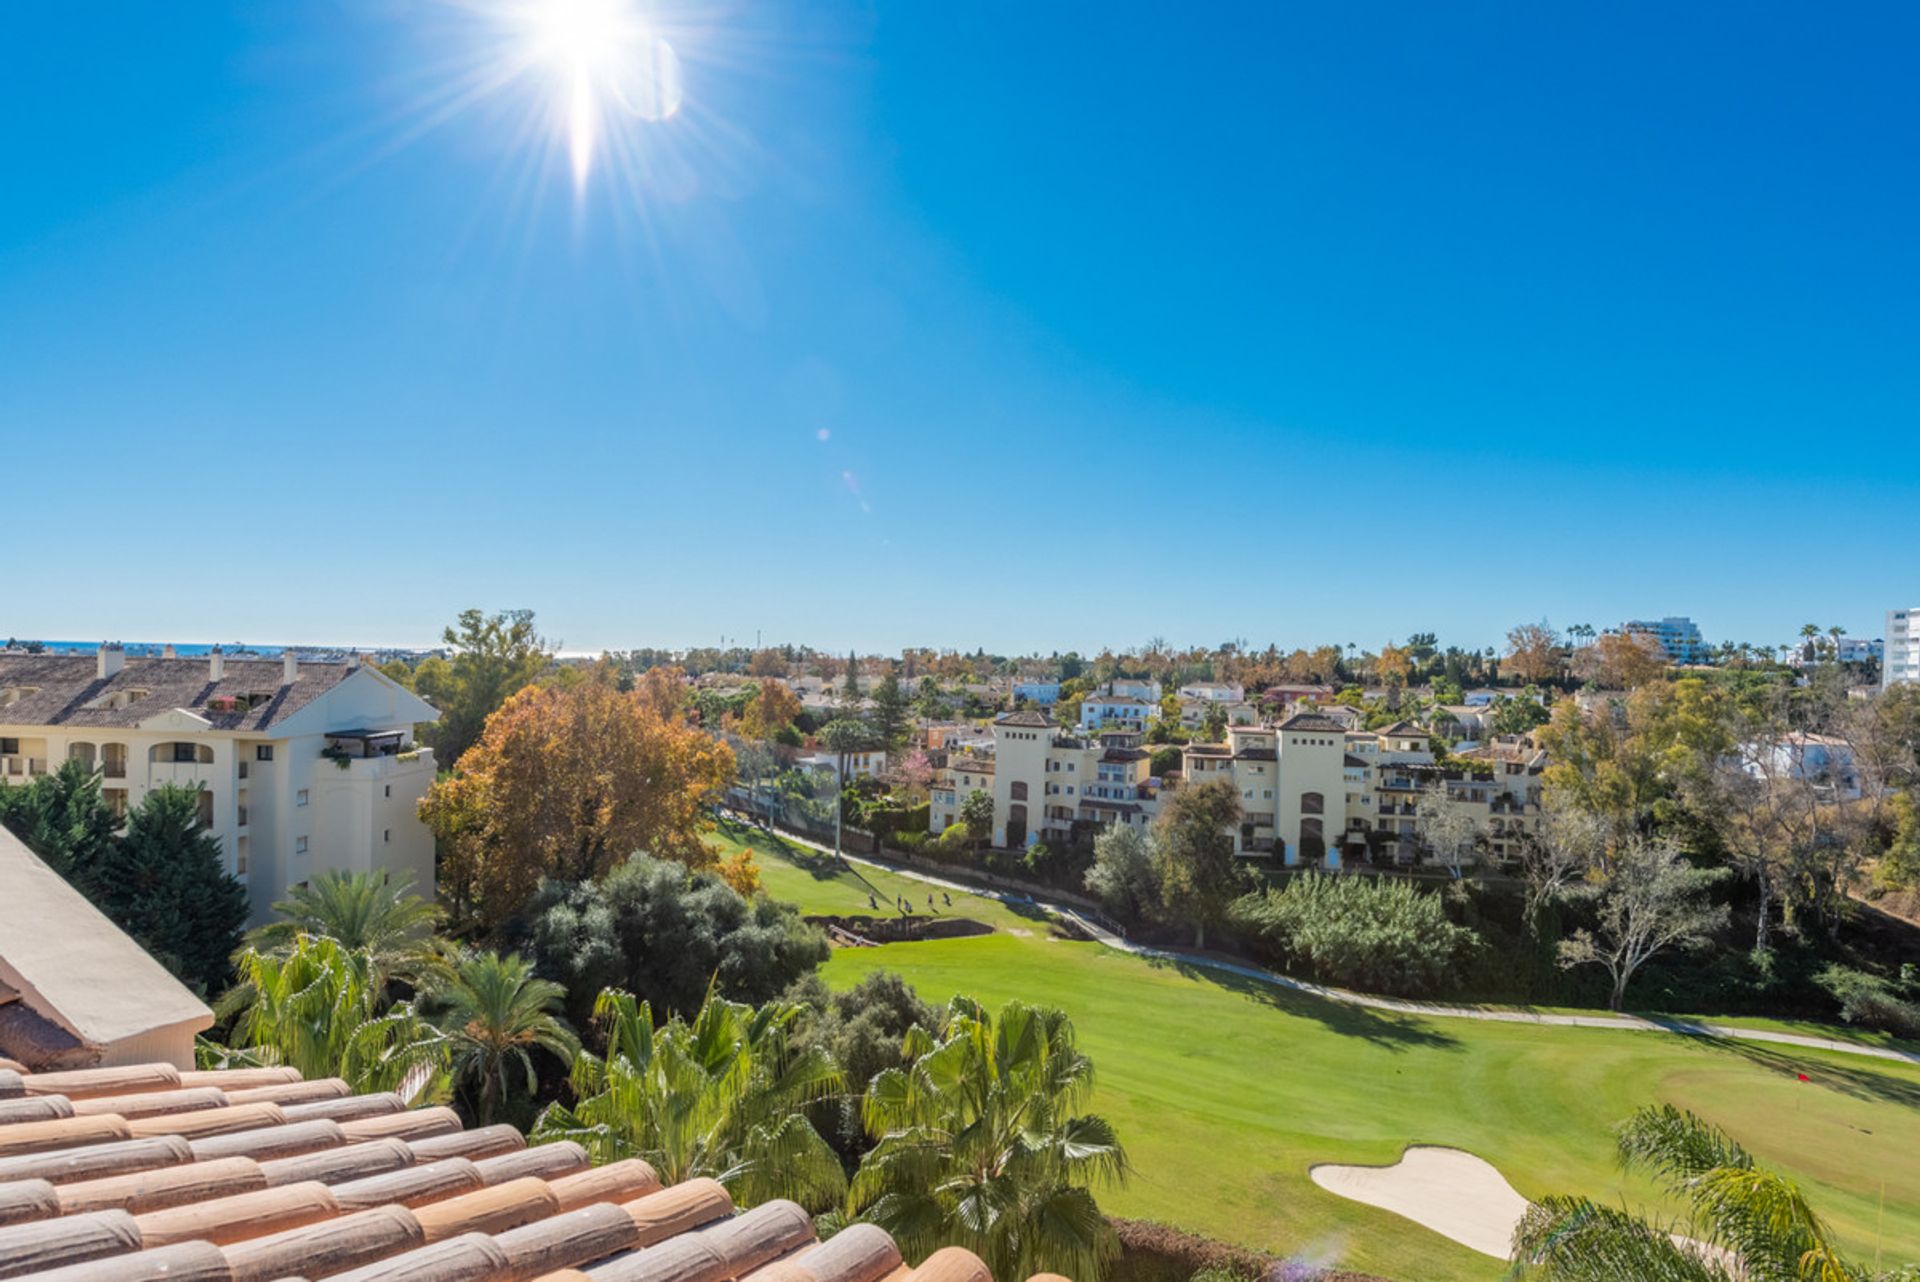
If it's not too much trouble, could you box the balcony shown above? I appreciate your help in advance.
[0,757,49,778]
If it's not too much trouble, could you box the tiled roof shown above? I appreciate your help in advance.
[0,1060,1035,1282]
[992,712,1052,728]
[1375,721,1428,738]
[1275,713,1347,733]
[0,656,364,733]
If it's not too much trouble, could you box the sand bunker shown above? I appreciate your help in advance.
[1310,1146,1529,1259]
[1311,1146,1727,1268]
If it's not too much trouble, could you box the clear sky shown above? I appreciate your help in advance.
[2,2,1915,657]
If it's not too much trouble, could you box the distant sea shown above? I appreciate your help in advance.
[4,640,441,660]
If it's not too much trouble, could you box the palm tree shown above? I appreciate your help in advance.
[440,950,578,1125]
[534,988,846,1211]
[245,870,449,998]
[220,935,448,1098]
[850,997,1128,1282]
[1509,1104,1865,1281]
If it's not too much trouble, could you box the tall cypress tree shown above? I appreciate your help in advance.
[85,784,249,997]
[0,758,117,883]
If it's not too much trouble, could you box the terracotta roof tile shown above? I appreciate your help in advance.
[0,1062,1070,1282]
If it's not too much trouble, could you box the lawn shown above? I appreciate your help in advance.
[720,823,1920,1282]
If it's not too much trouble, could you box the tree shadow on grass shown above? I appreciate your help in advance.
[1678,1034,1920,1110]
[1145,954,1461,1053]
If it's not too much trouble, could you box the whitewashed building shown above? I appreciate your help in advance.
[0,646,440,925]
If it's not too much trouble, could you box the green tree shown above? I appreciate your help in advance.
[1876,790,1920,890]
[535,988,847,1210]
[0,757,117,882]
[960,789,995,846]
[851,996,1128,1282]
[221,935,448,1097]
[1558,836,1729,1011]
[1201,701,1229,742]
[1512,1105,1865,1281]
[440,950,578,1125]
[871,665,910,753]
[842,652,863,707]
[245,870,447,1001]
[421,608,551,767]
[525,855,829,1028]
[85,784,249,996]
[1083,825,1159,924]
[1151,777,1244,947]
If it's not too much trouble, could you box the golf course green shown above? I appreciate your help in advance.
[712,821,1920,1282]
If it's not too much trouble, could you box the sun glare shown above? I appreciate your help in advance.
[496,0,685,193]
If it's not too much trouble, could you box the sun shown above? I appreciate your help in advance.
[510,0,684,189]
[495,0,685,192]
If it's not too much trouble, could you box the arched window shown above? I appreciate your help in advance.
[151,741,213,764]
[101,743,128,779]
[67,742,97,769]
[1301,791,1324,815]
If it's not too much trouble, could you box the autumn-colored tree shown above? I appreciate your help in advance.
[634,665,688,722]
[748,648,789,678]
[715,847,762,897]
[1504,621,1563,685]
[1376,643,1413,689]
[1580,631,1668,690]
[742,680,802,739]
[420,676,736,930]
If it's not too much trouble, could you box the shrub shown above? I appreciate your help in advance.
[1815,964,1920,1038]
[1232,873,1478,997]
[520,855,829,1027]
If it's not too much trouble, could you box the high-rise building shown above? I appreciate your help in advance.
[1619,616,1709,665]
[1887,607,1919,689]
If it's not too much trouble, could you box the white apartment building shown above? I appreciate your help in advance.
[1107,677,1162,703]
[1177,681,1244,704]
[1618,616,1708,665]
[1886,607,1919,690]
[0,645,440,925]
[1078,692,1155,733]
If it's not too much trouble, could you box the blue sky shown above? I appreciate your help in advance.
[2,2,1915,656]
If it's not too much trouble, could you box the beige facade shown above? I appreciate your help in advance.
[0,651,439,925]
[988,712,1157,848]
[1177,716,1545,868]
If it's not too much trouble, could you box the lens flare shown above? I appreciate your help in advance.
[508,0,684,191]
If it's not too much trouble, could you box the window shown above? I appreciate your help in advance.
[256,745,274,762]
[384,785,391,797]
[295,836,308,854]
[296,789,309,807]
[0,738,15,755]
[1301,791,1325,815]
[384,829,390,843]
[1010,781,1028,801]
[173,742,199,763]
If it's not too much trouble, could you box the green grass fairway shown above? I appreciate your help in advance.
[709,820,1041,933]
[721,824,1920,1282]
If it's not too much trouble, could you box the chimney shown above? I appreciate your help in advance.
[283,651,300,685]
[162,643,177,659]
[98,643,124,680]
[209,645,225,682]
